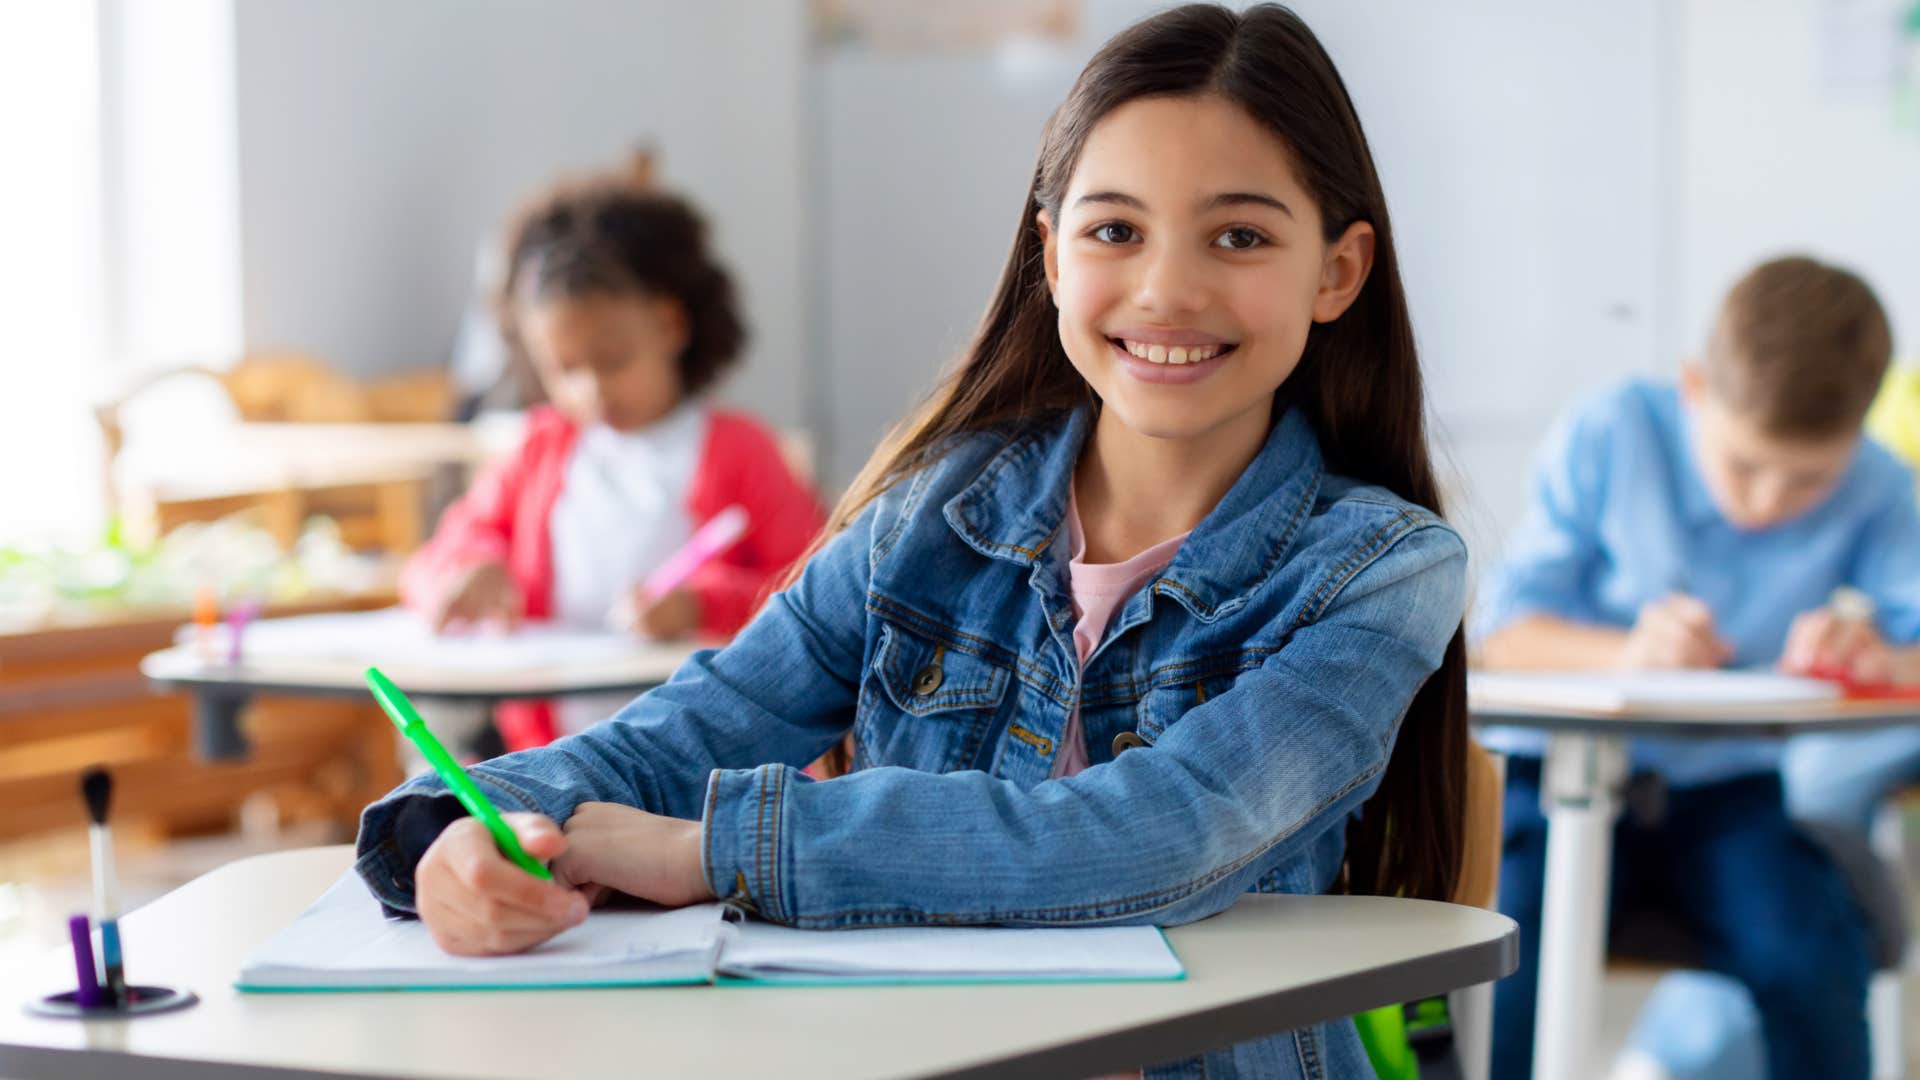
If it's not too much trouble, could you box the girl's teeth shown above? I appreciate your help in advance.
[1118,339,1226,363]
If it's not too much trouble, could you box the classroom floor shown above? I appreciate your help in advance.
[3,811,1918,1076]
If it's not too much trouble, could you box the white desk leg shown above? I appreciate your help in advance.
[1532,732,1629,1080]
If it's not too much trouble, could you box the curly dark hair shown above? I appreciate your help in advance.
[498,181,748,398]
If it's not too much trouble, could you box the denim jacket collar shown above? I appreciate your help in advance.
[943,404,1325,622]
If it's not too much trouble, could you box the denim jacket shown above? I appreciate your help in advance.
[356,404,1466,1079]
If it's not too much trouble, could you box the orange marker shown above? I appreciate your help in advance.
[193,587,219,661]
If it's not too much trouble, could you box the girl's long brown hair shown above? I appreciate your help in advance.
[813,3,1466,903]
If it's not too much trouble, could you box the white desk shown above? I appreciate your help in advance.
[142,610,702,760]
[1472,682,1920,1080]
[3,846,1517,1079]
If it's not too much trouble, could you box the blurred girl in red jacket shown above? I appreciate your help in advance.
[403,180,825,749]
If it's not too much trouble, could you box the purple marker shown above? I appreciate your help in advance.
[67,914,102,1009]
[226,598,261,665]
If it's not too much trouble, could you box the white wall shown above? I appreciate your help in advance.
[814,46,1084,485]
[0,1,108,539]
[1677,0,1920,357]
[101,0,243,371]
[230,0,809,426]
[205,1,1917,534]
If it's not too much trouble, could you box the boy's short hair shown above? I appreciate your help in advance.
[1706,255,1892,439]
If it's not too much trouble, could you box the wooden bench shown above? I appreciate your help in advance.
[0,591,403,843]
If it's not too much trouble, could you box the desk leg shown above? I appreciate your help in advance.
[1532,732,1629,1080]
[191,690,253,761]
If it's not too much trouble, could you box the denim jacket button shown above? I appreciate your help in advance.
[911,663,944,695]
[1111,731,1148,755]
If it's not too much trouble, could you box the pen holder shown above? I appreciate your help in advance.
[25,985,197,1020]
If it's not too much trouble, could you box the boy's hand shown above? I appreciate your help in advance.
[627,587,701,641]
[414,813,589,956]
[1620,594,1733,670]
[1779,608,1895,684]
[554,802,716,909]
[430,561,522,632]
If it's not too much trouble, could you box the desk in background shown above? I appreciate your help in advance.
[141,608,702,760]
[1470,676,1920,1080]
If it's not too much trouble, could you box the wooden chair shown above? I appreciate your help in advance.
[1450,742,1506,1080]
[95,355,455,553]
[1356,741,1504,1080]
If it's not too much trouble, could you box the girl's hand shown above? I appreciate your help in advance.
[1620,594,1733,670]
[1779,608,1895,684]
[629,587,702,641]
[430,561,523,633]
[554,802,716,908]
[414,813,589,956]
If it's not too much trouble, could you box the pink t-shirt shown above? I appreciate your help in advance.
[1052,490,1191,778]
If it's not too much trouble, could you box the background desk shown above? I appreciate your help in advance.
[142,632,701,761]
[3,846,1517,1080]
[1472,688,1920,1080]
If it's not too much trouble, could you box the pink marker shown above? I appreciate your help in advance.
[639,505,750,604]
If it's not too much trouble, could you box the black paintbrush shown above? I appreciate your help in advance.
[81,768,126,1006]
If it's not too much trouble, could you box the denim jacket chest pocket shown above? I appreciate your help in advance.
[856,621,1013,773]
[1126,650,1270,748]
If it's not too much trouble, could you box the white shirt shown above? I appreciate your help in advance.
[548,403,706,733]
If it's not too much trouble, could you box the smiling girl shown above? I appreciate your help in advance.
[356,6,1469,1075]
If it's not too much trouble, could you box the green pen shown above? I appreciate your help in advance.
[364,667,553,880]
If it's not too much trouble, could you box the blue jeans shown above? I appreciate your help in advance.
[1783,726,1920,834]
[1491,759,1872,1080]
[1626,971,1765,1080]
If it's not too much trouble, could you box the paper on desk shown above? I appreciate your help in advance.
[238,873,728,990]
[1470,669,1841,713]
[717,920,1185,983]
[238,874,1186,991]
[180,607,641,673]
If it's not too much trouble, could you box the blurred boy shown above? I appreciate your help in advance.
[1477,257,1920,1079]
[1783,362,1920,837]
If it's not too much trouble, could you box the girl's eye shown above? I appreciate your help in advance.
[1213,227,1266,250]
[1091,222,1137,244]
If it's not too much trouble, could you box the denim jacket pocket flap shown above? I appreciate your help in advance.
[1134,678,1215,743]
[873,623,1011,717]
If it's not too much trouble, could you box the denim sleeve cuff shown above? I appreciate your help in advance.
[700,765,790,922]
[352,772,539,914]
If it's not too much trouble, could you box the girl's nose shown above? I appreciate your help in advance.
[1132,242,1209,317]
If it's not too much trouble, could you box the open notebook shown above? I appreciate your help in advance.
[179,608,641,674]
[237,874,1186,991]
[1469,669,1843,715]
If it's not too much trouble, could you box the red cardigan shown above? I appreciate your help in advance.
[401,406,827,749]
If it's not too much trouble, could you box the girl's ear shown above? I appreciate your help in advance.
[1036,208,1059,300]
[653,295,691,353]
[1311,220,1375,323]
